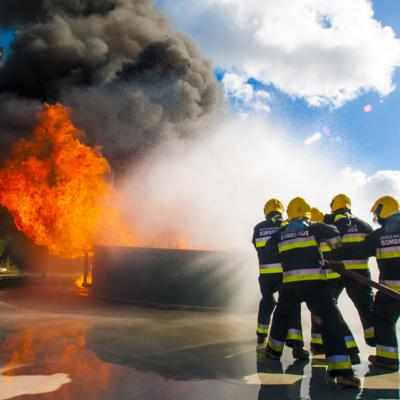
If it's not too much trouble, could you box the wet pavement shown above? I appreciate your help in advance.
[0,279,398,400]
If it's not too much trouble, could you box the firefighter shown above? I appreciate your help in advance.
[264,197,360,388]
[309,207,360,362]
[327,194,375,346]
[364,196,400,371]
[252,199,308,359]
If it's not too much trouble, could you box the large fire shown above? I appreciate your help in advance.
[0,103,134,258]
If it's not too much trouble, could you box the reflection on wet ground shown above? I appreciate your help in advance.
[0,281,398,400]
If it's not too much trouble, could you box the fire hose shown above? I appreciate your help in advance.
[325,260,400,302]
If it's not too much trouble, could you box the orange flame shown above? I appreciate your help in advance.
[75,273,92,289]
[0,103,134,258]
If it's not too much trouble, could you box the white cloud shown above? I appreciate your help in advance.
[222,72,271,113]
[340,167,400,219]
[222,73,253,102]
[304,132,322,145]
[157,0,400,107]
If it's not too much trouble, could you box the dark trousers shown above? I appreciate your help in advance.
[257,274,303,347]
[267,280,353,377]
[311,277,359,355]
[335,270,375,346]
[374,291,400,365]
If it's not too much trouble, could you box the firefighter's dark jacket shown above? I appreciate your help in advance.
[328,210,373,264]
[262,219,344,273]
[252,214,283,265]
[364,213,400,284]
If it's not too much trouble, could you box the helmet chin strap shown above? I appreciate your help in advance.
[375,204,383,217]
[373,204,384,225]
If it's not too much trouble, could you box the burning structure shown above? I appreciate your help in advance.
[92,246,255,310]
[0,103,126,259]
[0,0,252,309]
[0,102,254,309]
[0,0,220,247]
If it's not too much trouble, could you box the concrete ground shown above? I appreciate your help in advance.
[0,279,398,400]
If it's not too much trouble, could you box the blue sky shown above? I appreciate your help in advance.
[215,0,400,174]
[338,0,400,172]
[1,1,399,174]
[310,0,400,172]
[0,29,14,54]
[155,0,400,175]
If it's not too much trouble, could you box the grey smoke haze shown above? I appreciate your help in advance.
[0,0,116,27]
[0,0,221,171]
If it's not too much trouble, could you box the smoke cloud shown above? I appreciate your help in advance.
[0,0,117,27]
[0,0,221,171]
[119,116,400,251]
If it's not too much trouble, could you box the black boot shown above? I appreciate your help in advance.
[292,346,310,360]
[349,353,361,365]
[368,355,399,371]
[336,375,361,388]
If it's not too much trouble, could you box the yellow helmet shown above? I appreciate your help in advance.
[330,194,351,212]
[287,197,311,220]
[371,196,400,220]
[264,198,284,216]
[310,207,324,223]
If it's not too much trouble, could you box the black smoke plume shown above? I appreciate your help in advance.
[0,0,221,172]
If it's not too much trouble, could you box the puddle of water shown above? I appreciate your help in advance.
[244,372,303,385]
[0,372,71,400]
